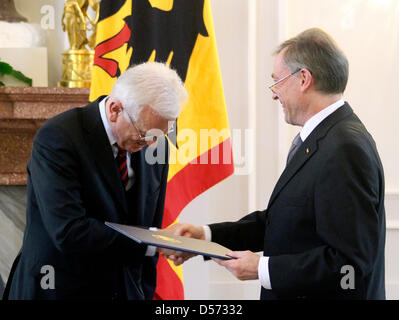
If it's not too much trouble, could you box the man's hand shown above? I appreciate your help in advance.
[173,223,205,240]
[213,251,260,281]
[160,222,205,240]
[157,223,205,266]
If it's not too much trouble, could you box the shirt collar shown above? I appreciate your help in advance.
[300,99,345,142]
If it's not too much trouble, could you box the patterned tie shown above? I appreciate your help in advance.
[286,133,303,165]
[115,145,129,189]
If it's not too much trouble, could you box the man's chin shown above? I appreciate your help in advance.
[282,108,289,122]
[283,113,294,126]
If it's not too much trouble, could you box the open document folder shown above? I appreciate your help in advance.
[105,222,234,260]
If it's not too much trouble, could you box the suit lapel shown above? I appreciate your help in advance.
[267,103,354,209]
[130,147,155,227]
[129,144,165,227]
[81,98,128,218]
[127,150,143,225]
[267,138,317,209]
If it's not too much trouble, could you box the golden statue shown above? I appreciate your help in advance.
[59,0,100,88]
[87,0,100,50]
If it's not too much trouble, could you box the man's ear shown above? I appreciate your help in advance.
[299,68,313,92]
[108,99,122,122]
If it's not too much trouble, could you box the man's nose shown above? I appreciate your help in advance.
[271,91,279,100]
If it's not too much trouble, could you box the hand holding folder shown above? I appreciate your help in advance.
[161,223,261,281]
[159,222,210,265]
[105,222,234,263]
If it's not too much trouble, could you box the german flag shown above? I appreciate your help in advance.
[90,0,234,300]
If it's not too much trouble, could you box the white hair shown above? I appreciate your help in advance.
[110,62,188,121]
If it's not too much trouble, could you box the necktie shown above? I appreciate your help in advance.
[115,145,129,189]
[286,133,303,165]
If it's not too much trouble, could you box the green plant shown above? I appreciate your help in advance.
[0,61,32,86]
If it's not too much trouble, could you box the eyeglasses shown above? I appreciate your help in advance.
[268,68,301,93]
[124,109,174,142]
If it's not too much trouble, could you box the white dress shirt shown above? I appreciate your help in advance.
[99,96,157,256]
[204,99,345,289]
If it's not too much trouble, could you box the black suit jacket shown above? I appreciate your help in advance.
[210,103,386,300]
[4,97,169,300]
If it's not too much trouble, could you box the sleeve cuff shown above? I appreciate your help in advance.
[258,256,272,290]
[203,225,212,241]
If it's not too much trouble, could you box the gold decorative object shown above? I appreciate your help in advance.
[58,0,100,88]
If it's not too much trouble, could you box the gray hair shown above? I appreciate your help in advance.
[110,62,188,121]
[274,28,349,94]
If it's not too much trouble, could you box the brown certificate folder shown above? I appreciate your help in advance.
[105,222,234,260]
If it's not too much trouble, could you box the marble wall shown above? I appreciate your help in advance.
[0,186,27,298]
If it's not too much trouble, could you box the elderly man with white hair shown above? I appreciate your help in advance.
[4,62,188,300]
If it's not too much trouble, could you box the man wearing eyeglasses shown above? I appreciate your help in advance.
[4,62,188,300]
[166,28,386,300]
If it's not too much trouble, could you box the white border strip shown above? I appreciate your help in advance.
[386,190,398,230]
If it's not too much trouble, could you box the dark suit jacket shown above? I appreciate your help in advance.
[0,275,4,299]
[4,97,169,300]
[210,103,386,300]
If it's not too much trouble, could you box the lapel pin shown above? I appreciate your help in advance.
[306,148,310,154]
